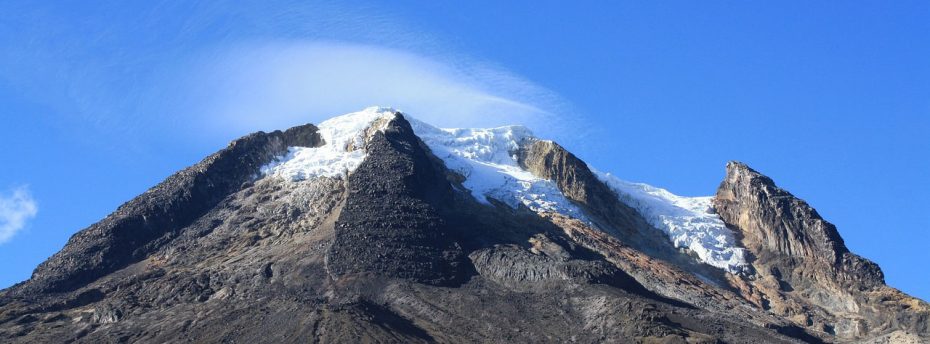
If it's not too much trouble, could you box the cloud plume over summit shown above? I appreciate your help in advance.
[184,41,572,137]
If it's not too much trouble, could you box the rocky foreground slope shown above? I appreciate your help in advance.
[0,108,926,343]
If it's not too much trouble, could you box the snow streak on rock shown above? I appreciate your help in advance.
[409,119,589,220]
[261,107,395,181]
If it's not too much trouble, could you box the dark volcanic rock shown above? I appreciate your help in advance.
[326,114,468,286]
[469,244,633,290]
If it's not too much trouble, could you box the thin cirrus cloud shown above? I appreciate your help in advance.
[1,2,588,149]
[0,186,38,244]
[181,41,576,139]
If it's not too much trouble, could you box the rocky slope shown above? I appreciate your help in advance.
[0,108,925,343]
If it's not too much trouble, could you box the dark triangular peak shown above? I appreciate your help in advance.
[326,113,469,286]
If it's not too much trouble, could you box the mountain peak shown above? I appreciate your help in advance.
[1,109,926,343]
[716,160,851,262]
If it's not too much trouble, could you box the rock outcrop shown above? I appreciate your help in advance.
[714,161,929,339]
[517,140,644,232]
[714,161,882,284]
[518,139,737,289]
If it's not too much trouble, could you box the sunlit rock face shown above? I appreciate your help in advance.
[714,161,926,340]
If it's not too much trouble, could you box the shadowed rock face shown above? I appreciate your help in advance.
[0,114,925,343]
[326,115,468,286]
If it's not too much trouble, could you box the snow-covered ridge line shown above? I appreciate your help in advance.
[260,107,586,219]
[260,107,749,274]
[261,107,396,181]
[409,119,589,220]
[596,172,749,274]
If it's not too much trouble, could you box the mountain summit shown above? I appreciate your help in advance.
[1,108,926,343]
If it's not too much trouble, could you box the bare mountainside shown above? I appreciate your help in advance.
[1,108,926,343]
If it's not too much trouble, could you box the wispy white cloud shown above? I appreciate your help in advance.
[1,2,589,151]
[0,186,38,244]
[1,1,587,148]
[181,41,576,139]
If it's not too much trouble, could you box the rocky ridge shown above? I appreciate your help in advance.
[714,161,928,340]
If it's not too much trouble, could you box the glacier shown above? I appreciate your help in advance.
[596,173,749,273]
[261,107,394,181]
[260,107,749,273]
[408,119,590,220]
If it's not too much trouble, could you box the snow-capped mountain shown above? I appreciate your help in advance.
[263,107,749,273]
[1,108,926,343]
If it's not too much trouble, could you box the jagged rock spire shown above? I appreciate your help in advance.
[714,161,850,263]
[713,161,883,285]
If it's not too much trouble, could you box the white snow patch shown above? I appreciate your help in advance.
[409,119,588,220]
[596,173,750,274]
[261,106,748,274]
[261,106,396,181]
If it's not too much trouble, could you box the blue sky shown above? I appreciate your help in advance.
[1,1,928,300]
